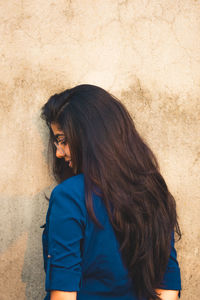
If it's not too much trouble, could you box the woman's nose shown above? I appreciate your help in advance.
[55,148,65,158]
[54,142,66,158]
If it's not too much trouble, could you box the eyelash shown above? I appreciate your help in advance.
[56,138,67,144]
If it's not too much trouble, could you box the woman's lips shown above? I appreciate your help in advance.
[65,158,72,167]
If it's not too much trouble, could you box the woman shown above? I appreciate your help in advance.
[40,84,181,300]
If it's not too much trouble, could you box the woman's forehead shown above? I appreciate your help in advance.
[50,122,64,135]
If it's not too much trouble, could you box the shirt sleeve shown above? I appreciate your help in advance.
[157,231,182,298]
[45,181,86,292]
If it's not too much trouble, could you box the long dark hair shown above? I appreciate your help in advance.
[41,84,181,300]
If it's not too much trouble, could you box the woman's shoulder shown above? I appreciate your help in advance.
[52,173,84,196]
[49,173,86,215]
[61,173,85,191]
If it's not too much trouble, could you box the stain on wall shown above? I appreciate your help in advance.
[0,0,199,299]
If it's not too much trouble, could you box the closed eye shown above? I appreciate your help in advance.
[54,134,67,144]
[59,139,67,145]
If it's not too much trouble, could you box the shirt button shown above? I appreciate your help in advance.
[48,254,51,258]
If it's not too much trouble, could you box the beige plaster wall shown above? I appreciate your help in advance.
[0,0,199,299]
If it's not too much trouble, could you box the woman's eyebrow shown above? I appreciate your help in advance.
[54,134,65,140]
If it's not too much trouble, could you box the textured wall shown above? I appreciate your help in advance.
[0,1,199,299]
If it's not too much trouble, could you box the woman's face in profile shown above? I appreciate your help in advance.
[51,122,72,168]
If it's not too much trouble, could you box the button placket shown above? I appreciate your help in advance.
[42,193,55,297]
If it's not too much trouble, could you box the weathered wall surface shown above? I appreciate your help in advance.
[0,1,199,299]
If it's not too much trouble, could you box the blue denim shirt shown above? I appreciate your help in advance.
[41,173,181,300]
